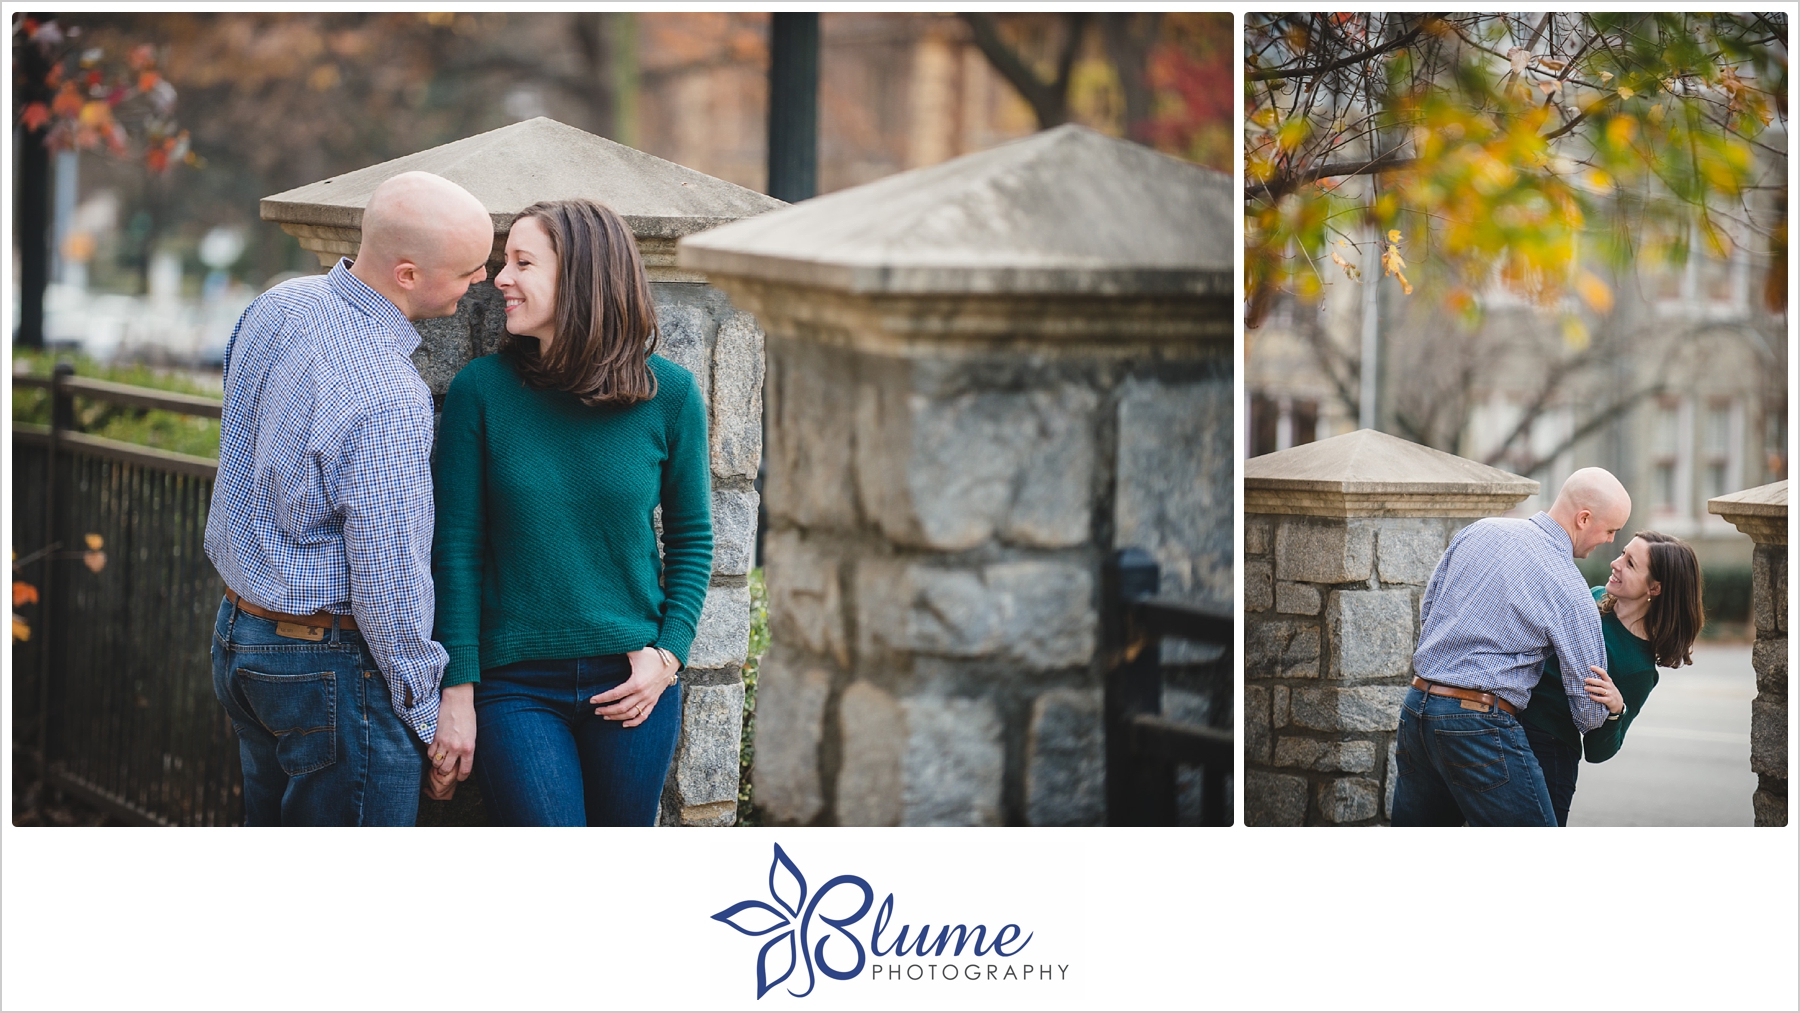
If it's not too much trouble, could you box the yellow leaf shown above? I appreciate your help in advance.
[1387,229,1401,244]
[1508,47,1530,74]
[12,614,29,641]
[1617,86,1634,100]
[1329,248,1361,281]
[1561,316,1590,351]
[84,533,103,550]
[1575,270,1614,314]
[1600,71,1614,82]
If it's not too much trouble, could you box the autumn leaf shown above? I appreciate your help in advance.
[83,551,107,574]
[19,102,50,132]
[1508,47,1530,75]
[1382,238,1413,295]
[13,614,30,643]
[13,581,39,608]
[1575,270,1614,314]
[84,534,103,551]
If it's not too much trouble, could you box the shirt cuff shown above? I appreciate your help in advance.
[442,645,482,687]
[653,619,696,669]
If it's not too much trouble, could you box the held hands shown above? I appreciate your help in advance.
[1584,665,1625,716]
[592,647,679,728]
[425,683,477,801]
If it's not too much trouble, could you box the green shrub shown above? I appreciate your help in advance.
[736,567,769,825]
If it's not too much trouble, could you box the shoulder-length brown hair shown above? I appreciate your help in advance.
[1599,530,1702,668]
[502,198,659,406]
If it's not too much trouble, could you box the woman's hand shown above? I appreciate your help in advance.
[425,683,477,800]
[592,647,678,728]
[1585,665,1625,716]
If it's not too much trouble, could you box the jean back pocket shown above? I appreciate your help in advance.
[1433,727,1510,793]
[239,670,337,776]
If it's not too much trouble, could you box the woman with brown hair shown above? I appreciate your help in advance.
[1520,531,1704,826]
[430,198,712,825]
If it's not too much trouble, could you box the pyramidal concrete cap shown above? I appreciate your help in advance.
[260,116,785,271]
[1708,479,1788,544]
[677,123,1232,296]
[1244,428,1540,518]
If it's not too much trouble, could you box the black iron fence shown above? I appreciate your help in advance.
[13,368,239,825]
[1103,548,1234,826]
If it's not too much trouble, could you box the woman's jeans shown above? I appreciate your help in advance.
[474,655,682,826]
[211,598,426,826]
[1522,725,1580,827]
[1390,686,1557,827]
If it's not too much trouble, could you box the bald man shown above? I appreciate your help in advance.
[204,171,493,826]
[1390,468,1630,827]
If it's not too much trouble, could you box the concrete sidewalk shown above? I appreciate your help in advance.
[1567,642,1756,827]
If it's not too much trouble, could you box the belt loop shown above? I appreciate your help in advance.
[225,594,240,643]
[330,612,341,646]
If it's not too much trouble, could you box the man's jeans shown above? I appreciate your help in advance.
[211,598,425,826]
[1391,686,1557,827]
[474,655,682,826]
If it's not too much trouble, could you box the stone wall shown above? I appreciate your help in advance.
[1244,514,1490,825]
[1709,481,1787,827]
[1242,430,1535,826]
[413,278,763,828]
[1749,540,1786,826]
[751,344,1230,825]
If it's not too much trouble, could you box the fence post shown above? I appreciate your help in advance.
[1103,548,1168,825]
[37,360,73,781]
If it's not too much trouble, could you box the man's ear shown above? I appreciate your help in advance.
[1574,508,1592,529]
[393,260,420,291]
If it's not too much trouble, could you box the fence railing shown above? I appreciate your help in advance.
[13,367,239,825]
[1102,548,1234,826]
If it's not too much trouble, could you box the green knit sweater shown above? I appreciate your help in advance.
[431,353,713,686]
[1521,586,1660,762]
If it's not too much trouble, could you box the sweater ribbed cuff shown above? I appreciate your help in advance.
[442,645,483,687]
[653,620,696,669]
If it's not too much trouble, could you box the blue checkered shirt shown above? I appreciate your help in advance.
[1413,512,1611,733]
[204,260,447,742]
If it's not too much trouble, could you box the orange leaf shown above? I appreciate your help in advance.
[51,82,83,118]
[20,102,50,132]
[12,614,30,643]
[13,581,39,607]
[84,533,103,551]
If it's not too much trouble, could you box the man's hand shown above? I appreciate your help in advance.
[429,683,477,781]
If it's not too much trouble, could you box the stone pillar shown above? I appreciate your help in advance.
[1242,429,1537,826]
[679,124,1233,825]
[1709,480,1788,827]
[260,117,784,826]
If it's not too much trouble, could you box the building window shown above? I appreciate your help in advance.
[1701,400,1743,501]
[1650,397,1692,519]
[1249,393,1318,458]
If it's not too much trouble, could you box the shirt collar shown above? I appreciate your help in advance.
[327,258,421,357]
[1528,511,1575,555]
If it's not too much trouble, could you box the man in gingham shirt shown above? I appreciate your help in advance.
[205,171,492,825]
[1391,468,1631,827]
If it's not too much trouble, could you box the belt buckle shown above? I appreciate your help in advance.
[274,621,326,642]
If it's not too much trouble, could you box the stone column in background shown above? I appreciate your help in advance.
[260,117,785,826]
[1242,430,1536,826]
[679,124,1233,826]
[1709,480,1788,827]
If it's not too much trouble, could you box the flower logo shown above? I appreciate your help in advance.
[712,844,874,999]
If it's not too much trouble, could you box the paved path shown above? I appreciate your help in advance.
[1567,642,1755,827]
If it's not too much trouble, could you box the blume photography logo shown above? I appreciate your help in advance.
[711,844,1065,1000]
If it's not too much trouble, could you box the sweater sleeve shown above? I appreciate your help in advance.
[651,371,714,666]
[431,367,487,687]
[1581,667,1657,763]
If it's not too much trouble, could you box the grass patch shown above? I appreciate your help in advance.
[13,349,222,459]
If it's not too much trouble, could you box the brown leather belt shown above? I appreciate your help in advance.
[1412,676,1517,716]
[226,588,357,638]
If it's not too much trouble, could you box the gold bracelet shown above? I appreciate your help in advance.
[655,646,679,683]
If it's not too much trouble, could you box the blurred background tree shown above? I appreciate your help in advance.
[1245,12,1787,327]
[13,11,1231,350]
